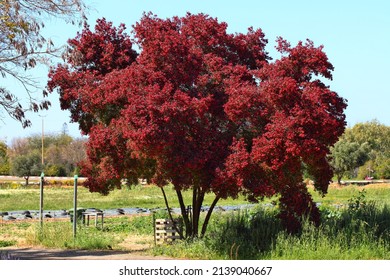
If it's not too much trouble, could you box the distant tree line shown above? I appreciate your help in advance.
[0,133,86,184]
[1,120,388,185]
[329,120,390,183]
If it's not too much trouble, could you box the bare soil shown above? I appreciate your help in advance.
[1,246,173,260]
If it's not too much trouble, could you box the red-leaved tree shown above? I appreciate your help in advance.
[48,14,346,236]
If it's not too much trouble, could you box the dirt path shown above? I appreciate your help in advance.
[1,247,173,260]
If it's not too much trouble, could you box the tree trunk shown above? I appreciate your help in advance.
[192,187,199,237]
[337,174,342,184]
[24,176,29,186]
[201,195,220,237]
[190,186,206,238]
[175,186,215,238]
[176,189,192,238]
[160,187,184,239]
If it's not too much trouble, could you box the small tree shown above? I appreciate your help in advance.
[330,120,390,181]
[48,14,346,235]
[11,153,41,185]
[329,138,369,183]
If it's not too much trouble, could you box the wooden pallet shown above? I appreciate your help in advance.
[154,218,182,244]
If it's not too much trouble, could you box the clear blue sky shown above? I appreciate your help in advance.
[1,0,389,144]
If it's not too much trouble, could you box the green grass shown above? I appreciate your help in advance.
[21,213,168,250]
[268,203,390,259]
[150,200,390,260]
[0,240,17,248]
[25,221,122,250]
[1,183,390,259]
[1,214,162,251]
[0,184,249,211]
[102,215,155,235]
[310,185,390,206]
[1,182,389,212]
[2,201,390,259]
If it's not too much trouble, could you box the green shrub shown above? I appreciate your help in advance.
[45,165,67,177]
[0,240,17,248]
[0,182,23,189]
[376,158,390,179]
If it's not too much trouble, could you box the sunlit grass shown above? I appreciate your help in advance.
[0,183,250,211]
[151,201,390,260]
[1,183,390,259]
[2,199,390,259]
[24,221,120,250]
[310,184,390,206]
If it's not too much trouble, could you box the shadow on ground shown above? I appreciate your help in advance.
[0,247,173,260]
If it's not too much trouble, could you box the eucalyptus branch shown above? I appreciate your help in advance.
[0,0,87,126]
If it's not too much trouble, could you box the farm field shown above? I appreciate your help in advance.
[0,182,249,212]
[1,180,389,212]
[1,182,390,260]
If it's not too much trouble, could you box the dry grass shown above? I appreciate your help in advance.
[118,235,154,252]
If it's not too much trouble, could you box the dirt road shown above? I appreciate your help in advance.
[1,247,173,260]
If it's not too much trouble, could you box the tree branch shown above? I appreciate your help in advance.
[160,186,184,239]
[201,195,220,237]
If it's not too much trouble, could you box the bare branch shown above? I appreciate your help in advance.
[0,0,87,126]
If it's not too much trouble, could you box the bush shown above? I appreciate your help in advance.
[0,182,19,189]
[0,240,17,248]
[376,158,390,179]
[45,165,67,177]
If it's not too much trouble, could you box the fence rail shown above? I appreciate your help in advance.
[154,218,182,245]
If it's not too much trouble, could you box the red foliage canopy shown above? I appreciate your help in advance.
[48,14,346,233]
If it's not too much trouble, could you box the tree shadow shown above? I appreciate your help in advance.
[206,208,283,259]
[0,247,170,260]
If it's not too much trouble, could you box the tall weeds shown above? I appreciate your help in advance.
[205,206,282,259]
[25,222,118,250]
[153,197,390,259]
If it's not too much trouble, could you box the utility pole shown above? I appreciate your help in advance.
[39,115,46,167]
[42,117,44,165]
[39,172,44,228]
[38,115,46,229]
[73,175,78,239]
[62,122,69,135]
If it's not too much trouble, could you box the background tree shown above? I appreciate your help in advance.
[0,0,86,127]
[7,133,86,177]
[11,152,41,185]
[346,120,390,179]
[329,138,369,183]
[0,140,10,174]
[330,120,390,180]
[48,14,346,235]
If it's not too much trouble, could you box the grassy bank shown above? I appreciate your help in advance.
[1,184,390,259]
[3,198,387,260]
[151,199,390,259]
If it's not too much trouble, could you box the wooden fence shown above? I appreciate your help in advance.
[154,218,182,245]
